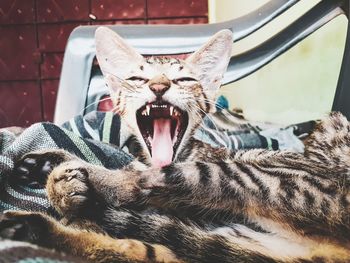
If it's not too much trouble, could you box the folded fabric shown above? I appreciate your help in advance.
[196,109,309,152]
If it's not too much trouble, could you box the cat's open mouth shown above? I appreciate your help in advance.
[136,102,189,167]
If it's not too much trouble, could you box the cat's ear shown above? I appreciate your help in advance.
[95,27,143,91]
[186,30,233,96]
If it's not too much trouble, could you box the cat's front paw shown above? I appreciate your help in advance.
[0,211,51,244]
[46,161,96,218]
[12,149,76,186]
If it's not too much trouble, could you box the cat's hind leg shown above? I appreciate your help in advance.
[304,112,350,170]
[0,210,182,263]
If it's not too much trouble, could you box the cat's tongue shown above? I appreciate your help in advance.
[151,118,173,168]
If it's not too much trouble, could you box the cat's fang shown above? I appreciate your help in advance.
[136,102,189,164]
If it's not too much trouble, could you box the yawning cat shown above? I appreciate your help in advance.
[0,27,349,263]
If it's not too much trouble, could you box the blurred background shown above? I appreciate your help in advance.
[0,0,347,127]
[212,0,347,124]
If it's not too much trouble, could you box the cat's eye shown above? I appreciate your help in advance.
[173,77,198,84]
[126,76,149,84]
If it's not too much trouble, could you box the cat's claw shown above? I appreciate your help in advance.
[46,162,95,218]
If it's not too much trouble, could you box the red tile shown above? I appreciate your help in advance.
[91,19,145,25]
[0,81,42,128]
[41,53,63,79]
[0,25,39,80]
[37,0,90,22]
[147,0,208,18]
[91,0,145,20]
[0,0,35,24]
[148,17,208,24]
[38,23,82,52]
[42,79,59,122]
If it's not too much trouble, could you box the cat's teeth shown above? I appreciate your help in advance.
[146,105,150,115]
[142,109,147,116]
[170,106,174,116]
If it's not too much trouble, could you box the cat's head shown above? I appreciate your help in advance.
[95,27,232,167]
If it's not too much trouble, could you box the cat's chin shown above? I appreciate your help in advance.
[136,101,188,167]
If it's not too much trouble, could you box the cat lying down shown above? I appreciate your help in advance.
[0,27,349,263]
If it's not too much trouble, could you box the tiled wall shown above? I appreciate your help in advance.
[0,0,208,127]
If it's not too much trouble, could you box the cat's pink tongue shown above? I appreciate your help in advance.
[151,118,173,168]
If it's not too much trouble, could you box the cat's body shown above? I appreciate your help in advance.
[0,27,349,263]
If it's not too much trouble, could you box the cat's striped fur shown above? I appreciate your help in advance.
[1,28,349,262]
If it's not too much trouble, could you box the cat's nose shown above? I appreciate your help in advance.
[149,83,170,97]
[148,75,171,98]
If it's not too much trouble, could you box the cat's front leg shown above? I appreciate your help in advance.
[0,210,182,263]
[46,159,146,219]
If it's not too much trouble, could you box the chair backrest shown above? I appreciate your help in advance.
[54,0,350,125]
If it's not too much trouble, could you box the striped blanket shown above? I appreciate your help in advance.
[0,110,312,262]
[0,111,132,213]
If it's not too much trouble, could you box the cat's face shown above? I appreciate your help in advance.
[95,27,232,167]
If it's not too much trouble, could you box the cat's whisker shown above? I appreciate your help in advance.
[78,96,113,115]
[124,95,145,100]
[121,83,140,93]
[94,103,120,131]
[187,101,221,133]
[199,97,225,110]
[194,98,229,131]
[103,70,141,92]
[187,105,221,136]
[108,101,125,116]
[184,102,206,122]
[183,103,202,119]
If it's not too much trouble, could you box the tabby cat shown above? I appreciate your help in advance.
[0,27,349,263]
